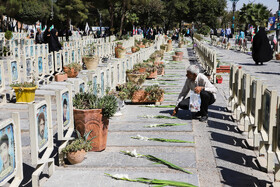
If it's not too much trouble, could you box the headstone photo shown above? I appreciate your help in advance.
[36,104,49,151]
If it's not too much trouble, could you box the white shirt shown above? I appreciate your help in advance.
[176,73,217,106]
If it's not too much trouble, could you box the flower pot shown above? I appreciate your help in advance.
[67,149,86,164]
[132,90,147,103]
[116,49,126,58]
[172,55,180,61]
[131,47,137,53]
[139,45,145,48]
[166,43,172,52]
[216,77,223,84]
[147,70,157,79]
[13,86,37,103]
[168,39,172,44]
[145,43,149,48]
[126,73,145,85]
[83,56,99,70]
[276,53,280,60]
[63,67,79,78]
[175,52,183,61]
[178,43,183,48]
[55,73,68,82]
[74,108,109,152]
[138,67,146,73]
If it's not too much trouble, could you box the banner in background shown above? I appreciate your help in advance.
[268,17,276,30]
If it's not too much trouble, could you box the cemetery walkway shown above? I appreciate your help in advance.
[43,43,273,187]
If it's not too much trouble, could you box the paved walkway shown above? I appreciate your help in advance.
[42,42,273,187]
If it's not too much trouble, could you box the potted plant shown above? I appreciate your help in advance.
[63,62,82,78]
[115,47,126,58]
[157,63,165,76]
[145,63,158,79]
[5,30,13,40]
[55,72,68,82]
[10,80,37,103]
[62,130,94,164]
[82,43,99,70]
[126,69,148,85]
[145,85,164,102]
[73,93,118,151]
[131,46,137,53]
[216,75,223,84]
[175,51,183,61]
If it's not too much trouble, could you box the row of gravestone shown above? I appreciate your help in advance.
[0,35,165,187]
[194,38,217,83]
[0,34,145,105]
[210,35,249,53]
[228,65,280,185]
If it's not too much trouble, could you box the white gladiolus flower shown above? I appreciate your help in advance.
[136,134,149,141]
[112,174,129,179]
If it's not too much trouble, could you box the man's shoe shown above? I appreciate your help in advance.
[199,115,208,122]
[193,112,202,119]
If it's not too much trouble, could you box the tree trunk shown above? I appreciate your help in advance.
[119,1,127,37]
[108,2,114,35]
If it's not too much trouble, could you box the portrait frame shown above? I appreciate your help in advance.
[54,51,62,72]
[22,56,33,81]
[7,60,20,84]
[30,45,34,58]
[0,113,23,186]
[47,53,54,74]
[63,50,69,65]
[29,96,54,165]
[55,86,74,140]
[0,61,5,93]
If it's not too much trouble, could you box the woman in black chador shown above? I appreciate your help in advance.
[49,29,62,52]
[252,27,273,65]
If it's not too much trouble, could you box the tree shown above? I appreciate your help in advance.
[239,3,271,29]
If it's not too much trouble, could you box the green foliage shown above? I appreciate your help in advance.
[144,85,164,101]
[116,82,140,100]
[10,80,36,88]
[197,25,211,36]
[194,33,203,41]
[239,3,271,28]
[62,130,94,154]
[64,62,82,72]
[73,92,118,118]
[5,30,13,40]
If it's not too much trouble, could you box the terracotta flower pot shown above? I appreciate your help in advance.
[147,70,157,79]
[131,47,137,53]
[166,43,172,52]
[175,52,183,61]
[138,67,146,73]
[55,73,68,82]
[126,73,145,85]
[216,77,223,84]
[276,53,280,60]
[172,55,180,61]
[67,149,86,164]
[83,56,99,70]
[74,109,109,152]
[132,90,147,103]
[63,67,79,78]
[178,43,183,48]
[168,39,172,44]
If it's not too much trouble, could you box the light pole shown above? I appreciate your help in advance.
[230,0,239,35]
[277,0,280,51]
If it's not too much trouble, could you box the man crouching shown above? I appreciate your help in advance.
[172,65,217,122]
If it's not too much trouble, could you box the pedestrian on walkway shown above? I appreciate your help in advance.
[172,65,217,122]
[252,27,273,65]
[35,28,44,44]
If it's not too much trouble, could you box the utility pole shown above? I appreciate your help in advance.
[230,0,239,36]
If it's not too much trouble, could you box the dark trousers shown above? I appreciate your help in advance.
[178,90,215,116]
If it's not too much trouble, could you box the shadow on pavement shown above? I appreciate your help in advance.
[159,109,192,120]
[255,71,280,75]
[210,131,247,149]
[218,166,272,187]
[208,120,239,133]
[214,146,259,170]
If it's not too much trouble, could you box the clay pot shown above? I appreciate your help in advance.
[178,43,183,48]
[139,45,145,48]
[67,149,86,164]
[172,55,180,61]
[131,47,137,53]
[166,43,172,52]
[63,67,79,78]
[116,49,126,58]
[175,51,183,61]
[74,109,109,152]
[83,56,99,70]
[138,67,146,73]
[147,70,157,79]
[132,90,147,103]
[276,53,280,60]
[126,73,145,85]
[168,39,172,44]
[55,73,68,82]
